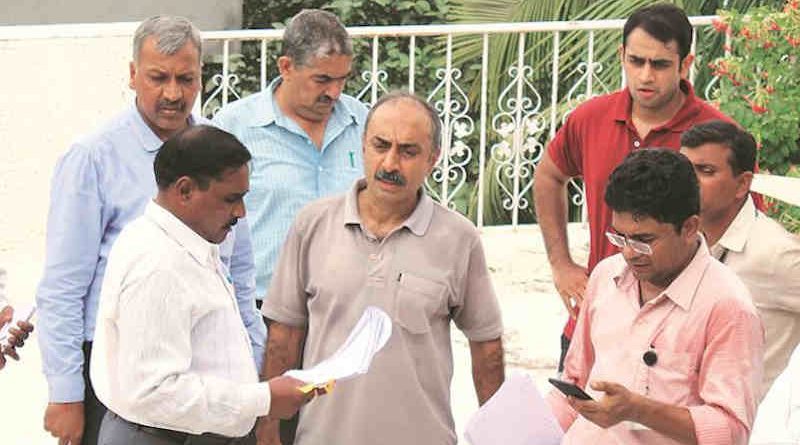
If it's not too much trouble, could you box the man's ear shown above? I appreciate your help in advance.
[428,148,441,171]
[174,176,196,203]
[681,214,700,240]
[735,171,754,200]
[679,54,695,80]
[129,61,137,90]
[277,56,293,77]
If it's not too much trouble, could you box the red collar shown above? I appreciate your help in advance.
[612,79,700,133]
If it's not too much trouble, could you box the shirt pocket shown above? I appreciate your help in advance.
[648,350,699,405]
[394,272,448,334]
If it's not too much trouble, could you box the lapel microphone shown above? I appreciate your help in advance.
[643,345,658,366]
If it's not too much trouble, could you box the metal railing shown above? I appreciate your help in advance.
[200,17,721,229]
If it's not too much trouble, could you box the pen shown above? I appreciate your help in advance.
[348,150,355,168]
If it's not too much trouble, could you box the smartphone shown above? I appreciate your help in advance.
[0,305,36,344]
[548,378,593,400]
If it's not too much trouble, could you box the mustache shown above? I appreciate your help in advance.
[157,99,185,111]
[226,218,238,229]
[317,95,334,105]
[375,169,406,186]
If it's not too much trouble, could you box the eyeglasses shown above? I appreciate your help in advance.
[605,231,653,255]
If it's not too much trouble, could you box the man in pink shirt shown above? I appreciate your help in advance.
[548,148,764,444]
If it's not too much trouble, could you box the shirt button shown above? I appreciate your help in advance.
[633,140,641,148]
[369,253,380,261]
[318,166,324,172]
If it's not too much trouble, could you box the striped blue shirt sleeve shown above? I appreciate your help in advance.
[36,143,103,403]
[226,218,267,371]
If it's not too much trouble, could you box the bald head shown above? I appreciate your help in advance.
[365,92,442,156]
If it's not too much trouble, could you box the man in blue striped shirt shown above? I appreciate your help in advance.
[37,16,265,445]
[214,9,368,307]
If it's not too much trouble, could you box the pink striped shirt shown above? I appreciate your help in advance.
[548,238,764,444]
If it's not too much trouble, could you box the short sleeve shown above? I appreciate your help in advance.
[547,113,584,178]
[261,219,309,327]
[453,237,503,341]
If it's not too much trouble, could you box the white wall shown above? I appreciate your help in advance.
[0,24,136,299]
[0,0,242,32]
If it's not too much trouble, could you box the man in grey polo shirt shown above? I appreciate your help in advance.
[259,91,505,445]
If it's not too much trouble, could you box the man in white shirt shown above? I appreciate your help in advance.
[0,267,34,370]
[91,125,313,444]
[751,345,800,444]
[680,120,800,401]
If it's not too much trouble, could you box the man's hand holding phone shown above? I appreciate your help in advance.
[548,378,593,400]
[562,380,641,429]
[0,305,35,368]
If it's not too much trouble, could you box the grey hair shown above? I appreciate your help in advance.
[365,91,442,156]
[282,9,352,67]
[133,15,202,63]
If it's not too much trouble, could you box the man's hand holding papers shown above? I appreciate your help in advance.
[284,306,392,389]
[269,376,318,419]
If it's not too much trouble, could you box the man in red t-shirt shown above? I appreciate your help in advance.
[533,3,733,372]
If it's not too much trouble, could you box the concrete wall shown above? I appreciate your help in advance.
[0,1,242,32]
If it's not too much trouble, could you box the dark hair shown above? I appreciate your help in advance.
[680,120,756,175]
[364,91,442,155]
[154,125,252,190]
[604,148,699,232]
[623,3,692,61]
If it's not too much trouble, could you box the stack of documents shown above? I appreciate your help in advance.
[286,306,392,389]
[464,371,563,445]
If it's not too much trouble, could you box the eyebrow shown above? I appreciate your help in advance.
[627,54,673,65]
[372,135,421,150]
[145,68,196,76]
[610,227,656,239]
[227,190,248,199]
[313,72,351,81]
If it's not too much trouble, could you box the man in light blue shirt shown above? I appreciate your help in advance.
[37,16,265,445]
[214,9,367,303]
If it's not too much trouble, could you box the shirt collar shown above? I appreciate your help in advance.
[144,201,220,269]
[245,77,363,129]
[343,179,435,237]
[130,102,200,153]
[715,195,757,253]
[612,79,701,133]
[613,234,712,311]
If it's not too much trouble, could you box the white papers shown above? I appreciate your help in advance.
[464,371,563,445]
[285,306,392,386]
